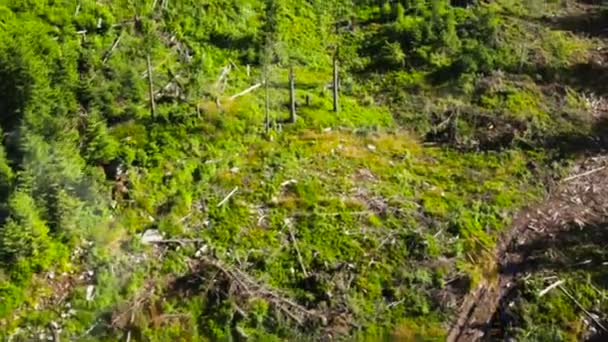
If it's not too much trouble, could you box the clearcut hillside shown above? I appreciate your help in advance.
[0,0,606,340]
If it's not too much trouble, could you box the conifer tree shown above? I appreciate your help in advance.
[0,192,50,267]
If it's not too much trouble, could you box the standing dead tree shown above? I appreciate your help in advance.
[332,48,340,113]
[260,0,283,134]
[289,66,297,123]
[329,1,355,114]
[146,54,156,118]
[264,63,271,134]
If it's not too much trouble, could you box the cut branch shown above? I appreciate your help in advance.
[563,166,606,182]
[198,255,325,326]
[141,57,169,79]
[155,72,182,99]
[102,33,123,64]
[229,82,263,100]
[147,238,205,245]
[286,223,308,277]
[538,279,564,297]
[217,187,239,207]
[433,110,457,133]
[214,65,232,94]
[559,285,608,333]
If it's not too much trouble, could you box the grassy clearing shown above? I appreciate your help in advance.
[2,106,549,339]
[0,0,602,340]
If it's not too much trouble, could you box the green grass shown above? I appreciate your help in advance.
[0,0,602,340]
[2,114,549,339]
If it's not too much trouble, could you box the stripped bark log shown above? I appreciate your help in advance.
[229,82,263,100]
[538,279,564,297]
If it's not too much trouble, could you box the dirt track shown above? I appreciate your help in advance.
[448,1,608,338]
[447,154,608,341]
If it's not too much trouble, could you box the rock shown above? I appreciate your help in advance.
[280,179,297,188]
[194,245,209,258]
[141,229,163,244]
[283,218,294,228]
[86,285,95,301]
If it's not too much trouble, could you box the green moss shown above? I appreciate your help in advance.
[391,318,446,341]
[0,0,598,340]
[479,88,549,125]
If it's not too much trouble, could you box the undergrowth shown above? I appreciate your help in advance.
[0,0,601,340]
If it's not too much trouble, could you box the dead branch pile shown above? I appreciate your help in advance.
[194,255,327,326]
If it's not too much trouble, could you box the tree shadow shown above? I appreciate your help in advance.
[502,222,608,283]
[270,80,323,91]
[541,115,608,157]
[424,109,608,159]
[430,1,608,90]
[490,220,608,340]
[535,4,608,38]
[207,32,260,64]
[526,61,608,96]
[521,2,608,93]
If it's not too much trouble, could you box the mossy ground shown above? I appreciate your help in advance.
[0,0,605,340]
[1,101,551,339]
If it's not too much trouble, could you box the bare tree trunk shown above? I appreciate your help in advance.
[289,66,296,123]
[332,50,340,113]
[146,54,156,118]
[264,66,270,134]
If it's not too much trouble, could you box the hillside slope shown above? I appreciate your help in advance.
[0,0,605,340]
[452,1,608,341]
